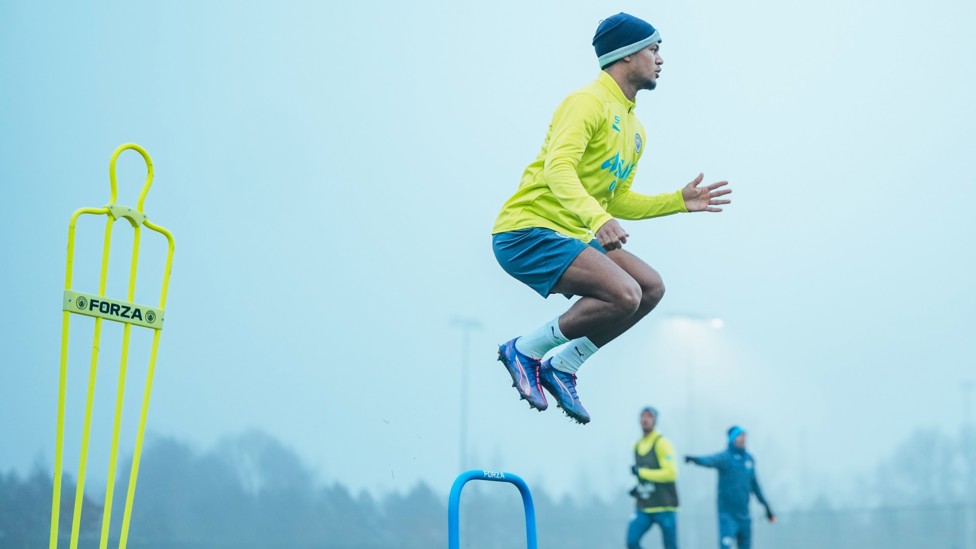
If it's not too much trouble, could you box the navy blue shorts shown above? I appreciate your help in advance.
[492,228,607,297]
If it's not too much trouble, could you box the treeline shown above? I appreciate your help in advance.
[0,431,630,548]
[3,427,975,548]
[1,466,101,548]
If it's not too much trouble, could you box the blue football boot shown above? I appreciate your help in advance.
[539,360,590,424]
[497,338,548,411]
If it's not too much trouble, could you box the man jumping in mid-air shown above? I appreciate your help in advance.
[492,12,732,424]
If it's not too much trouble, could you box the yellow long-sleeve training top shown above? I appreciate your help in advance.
[492,71,686,242]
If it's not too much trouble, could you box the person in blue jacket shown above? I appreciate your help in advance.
[685,426,774,549]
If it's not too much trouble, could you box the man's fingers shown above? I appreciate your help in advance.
[616,227,629,246]
[709,187,732,197]
[596,220,629,249]
[605,233,626,250]
[706,180,729,191]
[688,172,705,188]
[710,198,732,205]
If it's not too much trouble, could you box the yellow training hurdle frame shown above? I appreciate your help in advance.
[49,143,175,549]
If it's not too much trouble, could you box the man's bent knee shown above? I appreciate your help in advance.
[640,280,665,312]
[611,279,642,318]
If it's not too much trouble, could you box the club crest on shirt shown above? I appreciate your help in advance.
[634,133,642,153]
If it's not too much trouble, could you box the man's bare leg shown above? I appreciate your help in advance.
[583,248,664,346]
[550,247,644,341]
[536,248,663,423]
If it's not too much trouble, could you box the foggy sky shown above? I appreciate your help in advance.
[1,0,974,512]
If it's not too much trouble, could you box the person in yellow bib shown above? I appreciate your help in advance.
[627,406,679,549]
[493,12,732,424]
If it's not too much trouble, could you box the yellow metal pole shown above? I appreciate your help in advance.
[118,221,174,549]
[69,217,114,549]
[99,223,141,549]
[50,207,107,549]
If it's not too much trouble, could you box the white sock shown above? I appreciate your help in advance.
[550,337,599,374]
[514,317,569,359]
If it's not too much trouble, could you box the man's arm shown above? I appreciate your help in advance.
[751,465,769,506]
[542,93,614,234]
[636,437,678,483]
[751,476,769,506]
[608,172,730,219]
[607,188,686,220]
[751,461,775,521]
[606,166,686,220]
[684,451,727,469]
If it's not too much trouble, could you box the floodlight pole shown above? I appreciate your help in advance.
[451,317,482,472]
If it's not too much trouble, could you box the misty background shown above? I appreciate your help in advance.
[2,0,975,546]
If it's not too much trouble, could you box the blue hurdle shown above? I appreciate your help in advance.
[447,469,538,549]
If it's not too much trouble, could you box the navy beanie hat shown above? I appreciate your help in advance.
[641,406,658,418]
[592,13,661,69]
[727,425,746,444]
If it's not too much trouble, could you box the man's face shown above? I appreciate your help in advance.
[733,433,747,449]
[631,43,663,91]
[640,411,656,432]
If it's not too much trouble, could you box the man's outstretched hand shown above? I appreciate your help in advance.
[682,173,732,212]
